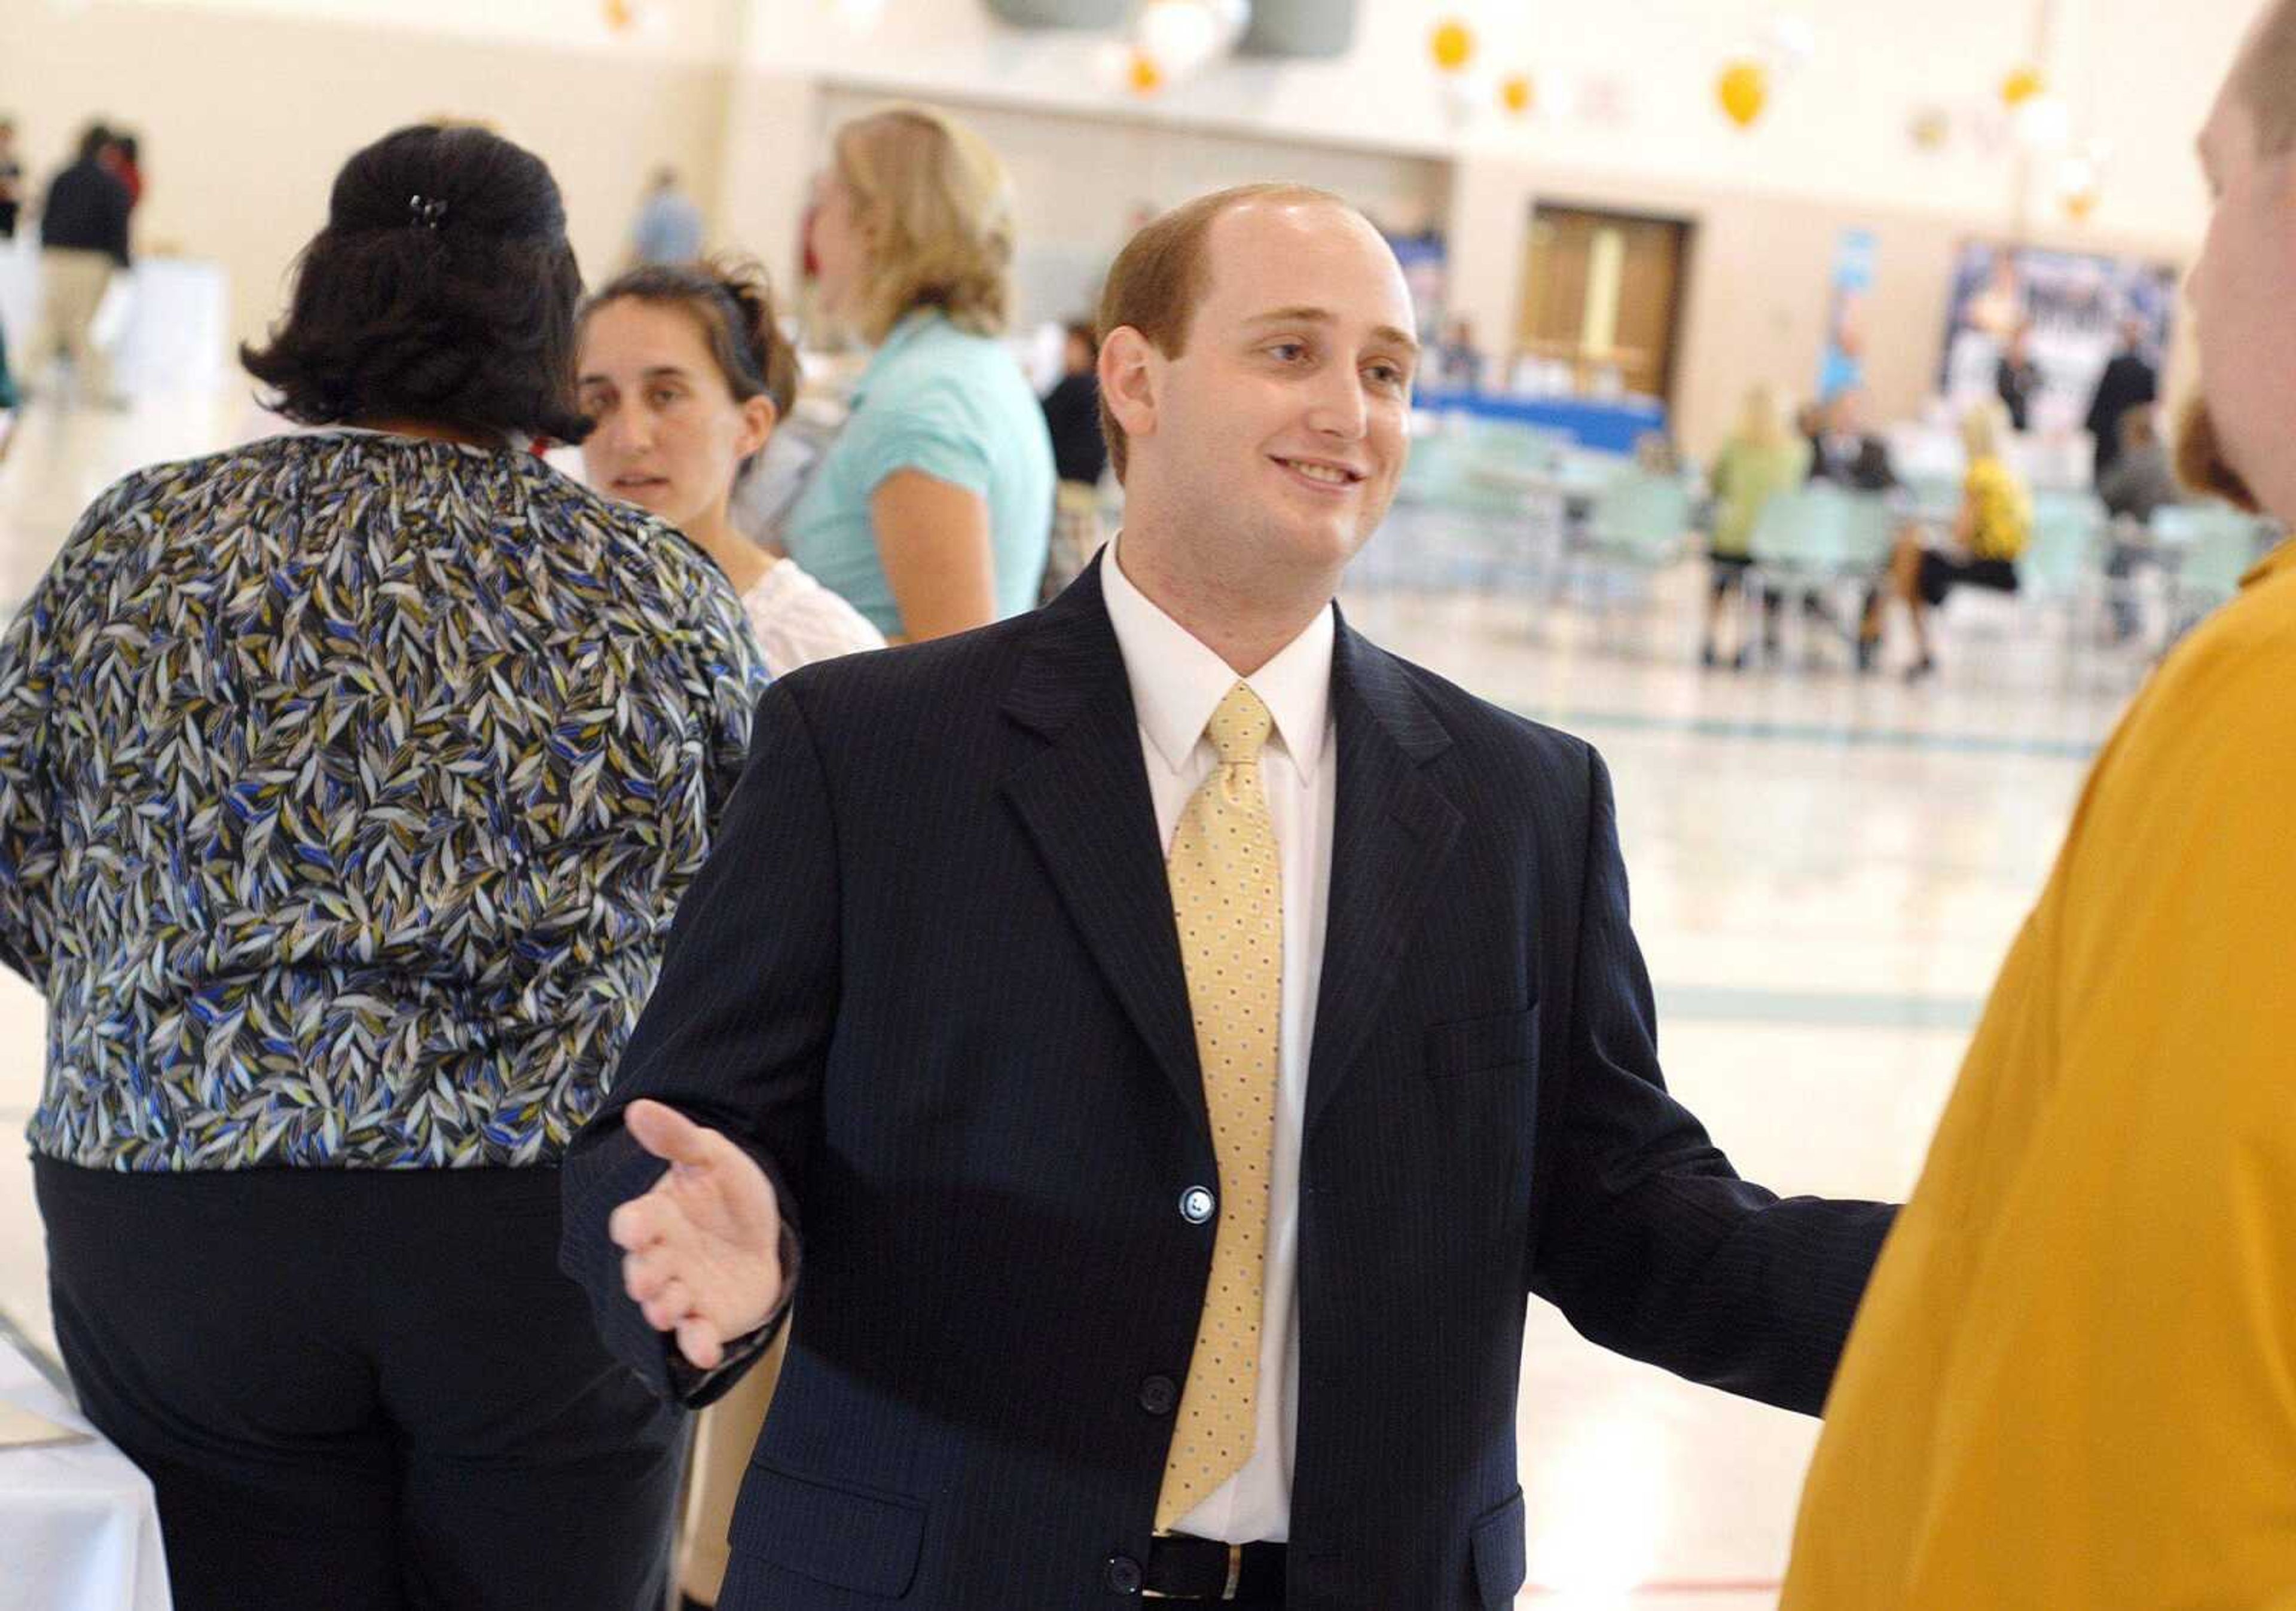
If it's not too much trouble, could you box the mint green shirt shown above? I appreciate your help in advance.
[785,311,1056,636]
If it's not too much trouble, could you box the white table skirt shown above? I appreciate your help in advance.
[0,1329,172,1611]
[0,238,227,399]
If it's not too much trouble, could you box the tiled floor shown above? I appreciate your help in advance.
[0,392,2150,1608]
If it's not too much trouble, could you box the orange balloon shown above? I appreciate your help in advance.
[2002,65,2045,108]
[603,0,634,31]
[1430,18,1476,74]
[1717,60,1768,129]
[1500,74,1535,117]
[1127,51,1164,96]
[2065,188,2100,222]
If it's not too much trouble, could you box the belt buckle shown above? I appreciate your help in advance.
[1139,1541,1245,1601]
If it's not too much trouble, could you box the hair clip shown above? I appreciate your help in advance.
[409,194,448,230]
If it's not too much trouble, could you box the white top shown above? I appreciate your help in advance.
[741,557,886,678]
[1100,536,1337,1545]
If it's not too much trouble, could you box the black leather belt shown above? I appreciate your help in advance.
[1142,1535,1286,1601]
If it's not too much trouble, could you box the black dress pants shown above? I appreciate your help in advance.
[36,1157,685,1611]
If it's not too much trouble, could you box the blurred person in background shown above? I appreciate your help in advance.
[1995,321,2042,432]
[1808,388,1899,492]
[579,258,883,681]
[101,130,144,211]
[1785,4,2296,1597]
[1040,316,1109,601]
[631,165,704,267]
[1434,313,1485,390]
[28,122,130,407]
[2099,402,2183,524]
[1857,398,2028,681]
[0,118,24,241]
[0,123,766,1611]
[2084,316,2160,481]
[780,103,1053,641]
[2099,403,2186,640]
[1702,383,1811,668]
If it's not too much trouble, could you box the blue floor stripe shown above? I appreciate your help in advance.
[1656,984,1984,1031]
[1507,704,2102,761]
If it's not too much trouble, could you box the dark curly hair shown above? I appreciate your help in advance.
[582,258,799,485]
[242,123,591,444]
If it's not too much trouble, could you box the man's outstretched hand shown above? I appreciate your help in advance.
[608,1099,784,1370]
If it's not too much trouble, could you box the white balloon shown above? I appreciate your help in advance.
[1135,0,1250,80]
[2013,91,2072,152]
[1763,13,1817,69]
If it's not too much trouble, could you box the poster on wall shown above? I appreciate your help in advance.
[1937,241,2178,436]
[1818,229,1876,402]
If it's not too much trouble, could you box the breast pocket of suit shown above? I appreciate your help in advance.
[1419,1004,1541,1246]
[1424,1004,1540,1080]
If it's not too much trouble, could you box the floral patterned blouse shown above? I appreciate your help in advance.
[0,431,767,1170]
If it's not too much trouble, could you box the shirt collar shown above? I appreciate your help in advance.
[1100,533,1334,782]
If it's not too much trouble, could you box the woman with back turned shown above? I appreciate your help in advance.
[0,123,767,1610]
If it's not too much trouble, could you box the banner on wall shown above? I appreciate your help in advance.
[1818,229,1876,402]
[1937,241,2178,434]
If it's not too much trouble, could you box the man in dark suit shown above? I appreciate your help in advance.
[563,183,1895,1610]
[2084,318,2160,481]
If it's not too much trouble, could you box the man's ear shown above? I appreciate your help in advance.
[1100,326,1159,451]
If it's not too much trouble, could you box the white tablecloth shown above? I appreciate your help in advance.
[0,238,228,399]
[0,1331,171,1611]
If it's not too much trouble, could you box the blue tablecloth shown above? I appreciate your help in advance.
[1414,388,1668,455]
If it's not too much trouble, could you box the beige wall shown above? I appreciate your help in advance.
[8,3,731,362]
[4,0,2212,456]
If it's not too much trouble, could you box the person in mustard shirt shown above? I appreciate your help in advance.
[1856,398,2031,682]
[1781,5,2296,1603]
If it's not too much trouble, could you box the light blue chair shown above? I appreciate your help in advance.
[2158,500,2275,637]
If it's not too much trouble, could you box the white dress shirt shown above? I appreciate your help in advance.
[1100,536,1336,1545]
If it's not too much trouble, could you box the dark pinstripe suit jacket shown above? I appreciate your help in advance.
[562,557,1895,1610]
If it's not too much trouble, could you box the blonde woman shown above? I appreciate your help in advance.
[1703,383,1812,668]
[784,105,1055,641]
[1858,398,2030,681]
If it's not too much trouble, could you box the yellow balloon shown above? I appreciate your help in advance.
[2002,65,2046,107]
[1430,19,1476,74]
[1718,60,1768,129]
[603,0,634,30]
[1127,50,1164,96]
[2065,188,2100,222]
[1500,73,1535,117]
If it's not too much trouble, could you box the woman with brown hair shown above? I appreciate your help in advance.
[780,104,1054,641]
[2,123,765,1610]
[579,258,883,677]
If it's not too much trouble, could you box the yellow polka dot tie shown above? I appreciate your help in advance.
[1155,681,1283,1531]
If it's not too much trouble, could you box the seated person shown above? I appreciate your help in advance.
[1858,399,2029,681]
[1703,383,1812,668]
[2099,402,2182,523]
[1808,388,1898,491]
[2099,404,2185,640]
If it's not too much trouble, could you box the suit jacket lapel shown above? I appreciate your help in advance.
[1000,561,1209,1141]
[1304,616,1463,1136]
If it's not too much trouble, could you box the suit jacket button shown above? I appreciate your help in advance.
[1139,1374,1178,1416]
[1106,1554,1144,1594]
[1180,1186,1216,1224]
